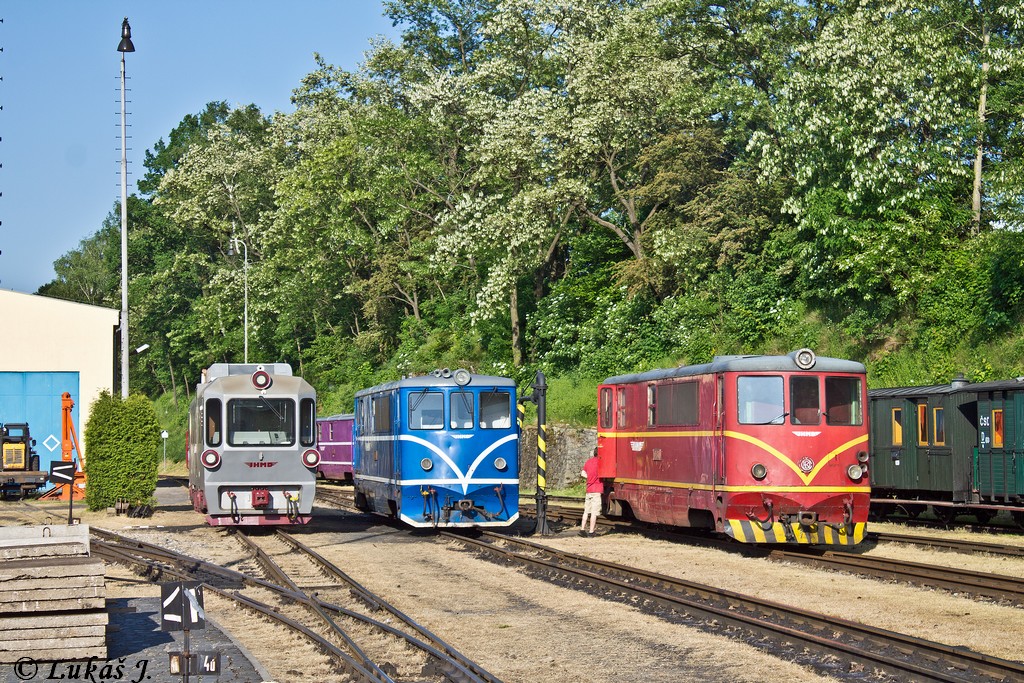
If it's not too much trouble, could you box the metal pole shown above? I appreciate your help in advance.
[119,50,129,398]
[534,371,551,535]
[243,240,248,364]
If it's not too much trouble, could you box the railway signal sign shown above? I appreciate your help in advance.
[169,652,221,677]
[49,462,75,484]
[161,581,206,631]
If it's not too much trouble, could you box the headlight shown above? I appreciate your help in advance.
[454,369,472,386]
[494,457,507,471]
[847,464,864,480]
[302,449,321,468]
[751,463,767,480]
[794,348,817,369]
[201,449,221,469]
[420,458,433,471]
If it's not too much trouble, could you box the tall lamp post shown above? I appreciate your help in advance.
[117,18,135,397]
[228,236,248,363]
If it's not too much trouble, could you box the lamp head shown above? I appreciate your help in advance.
[118,17,135,53]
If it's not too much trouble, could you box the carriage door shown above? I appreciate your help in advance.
[887,400,921,492]
[920,396,952,494]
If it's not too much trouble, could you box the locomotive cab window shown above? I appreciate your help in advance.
[205,398,222,447]
[372,395,392,434]
[824,377,863,426]
[228,398,295,447]
[451,391,474,429]
[409,391,444,430]
[656,381,699,426]
[480,390,512,429]
[600,388,614,429]
[647,385,657,426]
[790,376,820,425]
[737,376,785,425]
[300,398,316,447]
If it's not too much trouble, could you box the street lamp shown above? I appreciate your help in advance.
[228,236,248,363]
[118,17,135,398]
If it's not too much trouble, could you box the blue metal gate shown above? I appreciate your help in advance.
[0,372,81,482]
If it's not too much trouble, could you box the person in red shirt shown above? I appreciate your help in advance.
[580,449,602,537]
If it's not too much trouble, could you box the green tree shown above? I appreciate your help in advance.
[84,392,161,510]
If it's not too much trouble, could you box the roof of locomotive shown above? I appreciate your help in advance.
[197,364,313,396]
[601,351,865,385]
[355,372,516,397]
[870,377,1024,398]
[205,363,293,380]
[317,413,354,421]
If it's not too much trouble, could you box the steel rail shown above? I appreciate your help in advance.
[274,529,503,683]
[231,529,394,682]
[94,527,492,683]
[92,540,380,681]
[441,531,1024,683]
[772,548,1024,606]
[871,531,1024,557]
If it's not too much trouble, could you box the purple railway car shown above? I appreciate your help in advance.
[317,413,354,483]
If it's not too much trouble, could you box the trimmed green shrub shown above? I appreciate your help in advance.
[84,391,161,511]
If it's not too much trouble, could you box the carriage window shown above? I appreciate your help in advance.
[228,398,295,446]
[409,391,443,430]
[600,388,613,429]
[451,391,474,429]
[933,407,945,446]
[205,398,222,447]
[300,398,316,447]
[891,408,903,446]
[993,409,1004,448]
[824,377,863,426]
[480,391,512,429]
[917,403,928,446]
[790,376,820,425]
[373,395,392,433]
[647,385,657,426]
[738,376,785,424]
[657,381,699,426]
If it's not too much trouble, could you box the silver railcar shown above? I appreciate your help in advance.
[187,363,319,525]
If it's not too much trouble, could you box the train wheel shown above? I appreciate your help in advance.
[354,491,370,511]
[973,509,994,526]
[1013,511,1024,529]
[932,507,958,526]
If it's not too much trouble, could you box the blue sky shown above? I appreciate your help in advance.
[1,2,398,294]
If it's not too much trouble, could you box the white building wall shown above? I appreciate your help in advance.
[0,290,119,449]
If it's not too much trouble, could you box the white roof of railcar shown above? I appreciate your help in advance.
[602,352,865,385]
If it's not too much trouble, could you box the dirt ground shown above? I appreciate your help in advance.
[4,497,1024,683]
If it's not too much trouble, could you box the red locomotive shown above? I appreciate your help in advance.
[596,350,869,544]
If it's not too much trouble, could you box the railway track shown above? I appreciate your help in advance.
[92,525,500,683]
[520,501,1024,603]
[441,530,1024,683]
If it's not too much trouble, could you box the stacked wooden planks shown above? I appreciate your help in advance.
[0,524,106,662]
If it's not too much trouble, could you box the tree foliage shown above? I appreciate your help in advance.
[83,392,161,510]
[36,0,1024,404]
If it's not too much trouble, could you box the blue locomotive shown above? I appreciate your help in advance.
[352,369,520,527]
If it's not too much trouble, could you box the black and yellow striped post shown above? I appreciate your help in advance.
[533,371,551,535]
[518,370,551,535]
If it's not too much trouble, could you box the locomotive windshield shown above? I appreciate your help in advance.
[737,376,786,424]
[409,391,444,430]
[824,377,863,425]
[227,398,296,446]
[738,375,863,426]
[480,391,512,429]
